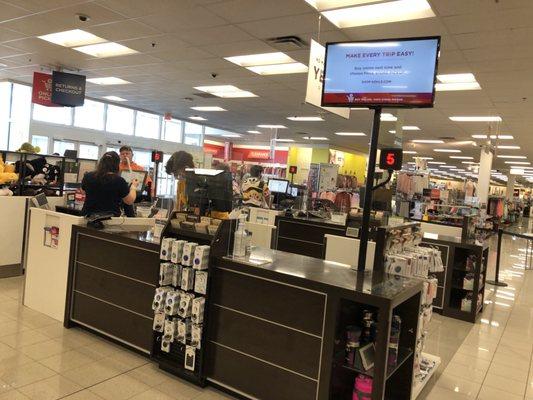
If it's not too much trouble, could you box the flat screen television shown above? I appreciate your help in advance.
[321,36,440,108]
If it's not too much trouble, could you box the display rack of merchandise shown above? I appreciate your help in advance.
[152,211,234,386]
[374,223,442,398]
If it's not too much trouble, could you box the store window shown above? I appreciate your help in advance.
[79,143,99,160]
[33,104,72,125]
[157,153,175,197]
[53,140,75,156]
[184,122,203,146]
[135,111,160,139]
[0,82,11,150]
[106,146,119,154]
[163,119,182,143]
[8,84,31,151]
[74,99,105,130]
[106,105,134,135]
[133,149,152,169]
[31,135,49,154]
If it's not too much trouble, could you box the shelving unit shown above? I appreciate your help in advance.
[152,211,234,387]
[411,353,441,400]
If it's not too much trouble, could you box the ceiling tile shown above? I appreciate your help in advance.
[237,13,336,38]
[206,0,312,23]
[88,20,162,42]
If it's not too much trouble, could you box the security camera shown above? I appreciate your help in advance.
[76,14,90,22]
[211,73,218,78]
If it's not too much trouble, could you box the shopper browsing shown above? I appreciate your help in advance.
[81,151,138,217]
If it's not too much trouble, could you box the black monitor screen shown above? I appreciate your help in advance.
[185,171,233,212]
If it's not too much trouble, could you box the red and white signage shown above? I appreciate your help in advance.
[203,142,288,164]
[32,72,59,107]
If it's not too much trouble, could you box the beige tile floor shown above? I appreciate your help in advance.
[0,220,532,399]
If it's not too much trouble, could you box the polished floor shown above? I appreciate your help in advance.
[0,221,532,400]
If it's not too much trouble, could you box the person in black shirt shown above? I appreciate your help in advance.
[81,151,139,217]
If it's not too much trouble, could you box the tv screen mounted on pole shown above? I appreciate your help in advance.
[321,36,440,108]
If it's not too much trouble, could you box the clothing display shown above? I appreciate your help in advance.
[396,172,429,197]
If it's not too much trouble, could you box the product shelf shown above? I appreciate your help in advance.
[340,347,413,380]
[411,353,441,400]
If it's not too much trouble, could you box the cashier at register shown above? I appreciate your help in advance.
[81,151,139,217]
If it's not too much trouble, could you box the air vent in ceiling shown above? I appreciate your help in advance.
[265,35,308,51]
[193,92,218,99]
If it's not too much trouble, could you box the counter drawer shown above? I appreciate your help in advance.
[75,234,159,284]
[277,219,345,244]
[209,305,322,379]
[211,267,326,337]
[71,291,153,353]
[74,263,155,318]
[207,343,317,400]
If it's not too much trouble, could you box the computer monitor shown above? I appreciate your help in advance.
[64,149,78,159]
[268,178,289,194]
[185,169,233,213]
[288,186,298,197]
[30,193,50,210]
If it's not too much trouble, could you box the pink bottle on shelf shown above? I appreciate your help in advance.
[353,375,372,400]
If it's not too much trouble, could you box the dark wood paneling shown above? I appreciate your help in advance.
[71,291,153,352]
[211,268,325,336]
[206,343,317,400]
[76,234,159,284]
[74,263,155,318]
[276,237,324,258]
[278,220,345,244]
[210,306,321,378]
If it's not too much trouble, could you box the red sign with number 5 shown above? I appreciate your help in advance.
[379,148,403,170]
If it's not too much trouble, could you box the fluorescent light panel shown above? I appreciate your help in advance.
[189,116,207,121]
[287,116,324,121]
[102,95,127,101]
[194,85,257,98]
[335,132,366,136]
[434,149,461,153]
[321,0,435,28]
[303,136,329,140]
[505,161,530,165]
[472,134,514,139]
[247,130,261,134]
[190,106,226,112]
[497,145,520,149]
[437,73,476,83]
[305,0,379,11]
[381,113,397,121]
[257,124,287,129]
[86,77,131,85]
[412,139,444,143]
[435,82,481,91]
[38,29,106,47]
[74,42,138,58]
[247,62,308,75]
[225,52,293,67]
[403,151,417,154]
[450,156,473,159]
[450,116,502,122]
[275,138,294,142]
[497,155,527,159]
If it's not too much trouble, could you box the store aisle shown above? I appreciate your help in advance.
[1,228,532,400]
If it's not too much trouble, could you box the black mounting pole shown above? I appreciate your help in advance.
[486,228,507,287]
[358,107,382,272]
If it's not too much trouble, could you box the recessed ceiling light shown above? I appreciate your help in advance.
[224,52,293,67]
[247,130,261,134]
[450,116,502,122]
[440,165,456,168]
[434,149,461,153]
[287,116,324,121]
[505,161,530,165]
[350,107,369,110]
[74,42,138,58]
[275,138,294,142]
[450,156,474,159]
[335,132,366,136]
[472,134,514,140]
[304,0,379,11]
[462,161,477,164]
[103,95,127,101]
[257,124,287,129]
[321,0,435,28]
[86,77,131,85]
[418,157,433,160]
[435,82,481,91]
[194,85,257,98]
[38,29,106,47]
[428,161,446,164]
[222,133,241,138]
[497,155,527,159]
[381,113,397,122]
[189,116,207,121]
[247,62,308,75]
[412,139,444,144]
[403,150,417,154]
[402,126,420,130]
[191,106,226,112]
[510,168,525,175]
[303,136,329,140]
[497,145,520,149]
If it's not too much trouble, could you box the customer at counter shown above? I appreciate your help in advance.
[165,150,195,211]
[242,165,270,208]
[82,151,139,217]
[119,145,153,198]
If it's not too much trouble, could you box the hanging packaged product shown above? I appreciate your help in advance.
[180,267,195,292]
[184,345,196,371]
[193,245,210,270]
[153,312,165,332]
[191,324,202,349]
[191,297,205,324]
[152,287,172,312]
[194,271,208,295]
[182,242,198,266]
[159,263,174,286]
[160,238,173,261]
[172,264,182,288]
[176,319,191,344]
[178,292,194,318]
[171,240,187,264]
[164,291,181,316]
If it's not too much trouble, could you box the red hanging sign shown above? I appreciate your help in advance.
[32,72,60,107]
